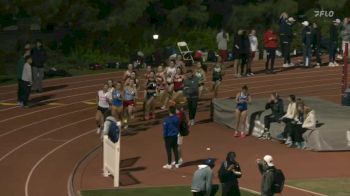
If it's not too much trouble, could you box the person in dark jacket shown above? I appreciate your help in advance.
[218,152,242,196]
[302,21,312,67]
[31,39,47,93]
[162,106,180,169]
[183,69,200,126]
[257,155,276,196]
[280,16,295,68]
[233,30,242,77]
[329,19,341,67]
[312,22,322,68]
[261,92,284,140]
[263,28,278,74]
[238,30,251,76]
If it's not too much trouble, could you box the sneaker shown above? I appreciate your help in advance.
[288,143,297,148]
[328,62,335,67]
[285,137,292,145]
[161,106,166,110]
[175,163,181,168]
[178,158,183,165]
[240,132,246,138]
[234,131,240,137]
[314,64,320,68]
[334,62,339,67]
[289,63,295,67]
[189,120,195,126]
[250,73,255,76]
[282,63,289,68]
[162,164,172,169]
[18,102,24,107]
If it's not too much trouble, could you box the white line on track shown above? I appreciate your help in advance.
[0,107,94,138]
[285,184,328,196]
[0,117,94,162]
[0,91,95,112]
[24,129,95,196]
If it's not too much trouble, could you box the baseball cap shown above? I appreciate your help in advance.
[204,158,215,168]
[263,155,274,166]
[333,19,341,24]
[302,21,309,26]
[288,17,296,22]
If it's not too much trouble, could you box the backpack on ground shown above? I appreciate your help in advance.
[271,168,285,193]
[107,120,120,143]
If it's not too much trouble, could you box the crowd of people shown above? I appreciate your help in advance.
[216,13,350,76]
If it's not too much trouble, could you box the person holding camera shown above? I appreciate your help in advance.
[257,155,276,196]
[218,152,242,196]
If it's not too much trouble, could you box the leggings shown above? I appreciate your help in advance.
[164,136,179,165]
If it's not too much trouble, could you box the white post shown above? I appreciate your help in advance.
[114,133,121,187]
[102,132,121,187]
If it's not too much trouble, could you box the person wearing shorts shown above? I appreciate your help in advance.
[234,85,251,138]
[96,83,112,135]
[123,63,133,81]
[212,60,224,98]
[111,81,123,122]
[156,65,166,108]
[195,61,206,98]
[172,67,185,104]
[123,79,137,129]
[144,71,157,120]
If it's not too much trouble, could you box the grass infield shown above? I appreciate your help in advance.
[287,178,350,196]
[81,186,259,196]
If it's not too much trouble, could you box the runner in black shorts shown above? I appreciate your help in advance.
[144,71,157,120]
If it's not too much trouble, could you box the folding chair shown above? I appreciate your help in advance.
[177,41,194,63]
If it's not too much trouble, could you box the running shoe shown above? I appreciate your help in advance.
[240,132,246,138]
[234,131,240,137]
[162,164,172,169]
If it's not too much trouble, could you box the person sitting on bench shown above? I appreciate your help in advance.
[261,92,284,140]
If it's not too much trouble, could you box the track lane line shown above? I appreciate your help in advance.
[0,117,94,162]
[25,129,95,196]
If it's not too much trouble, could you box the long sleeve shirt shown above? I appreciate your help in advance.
[282,102,297,119]
[22,63,32,83]
[162,115,180,137]
[258,163,275,196]
[191,165,213,196]
[302,110,316,130]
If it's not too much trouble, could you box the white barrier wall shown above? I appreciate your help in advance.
[103,135,121,187]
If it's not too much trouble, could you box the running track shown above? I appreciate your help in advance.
[0,58,349,196]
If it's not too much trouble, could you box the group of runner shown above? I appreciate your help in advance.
[95,56,225,135]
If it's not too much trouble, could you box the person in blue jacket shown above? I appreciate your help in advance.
[162,106,180,169]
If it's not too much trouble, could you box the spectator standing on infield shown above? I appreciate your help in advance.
[216,29,229,62]
[183,69,200,126]
[162,106,180,169]
[191,159,216,196]
[19,56,33,108]
[312,22,322,68]
[17,42,31,105]
[329,19,341,67]
[302,21,312,67]
[256,155,276,196]
[248,29,258,76]
[279,14,295,68]
[31,39,47,93]
[218,152,242,196]
[263,27,278,74]
[175,105,187,165]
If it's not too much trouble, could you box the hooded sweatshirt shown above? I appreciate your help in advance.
[191,165,213,196]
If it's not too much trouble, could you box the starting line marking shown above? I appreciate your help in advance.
[0,102,17,106]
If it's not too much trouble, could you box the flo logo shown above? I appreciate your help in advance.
[314,10,334,17]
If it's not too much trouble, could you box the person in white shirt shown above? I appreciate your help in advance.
[216,29,229,63]
[247,29,258,76]
[278,95,297,143]
[19,55,33,108]
[96,83,112,135]
[290,104,316,149]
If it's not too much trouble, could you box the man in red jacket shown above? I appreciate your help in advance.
[263,28,278,74]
